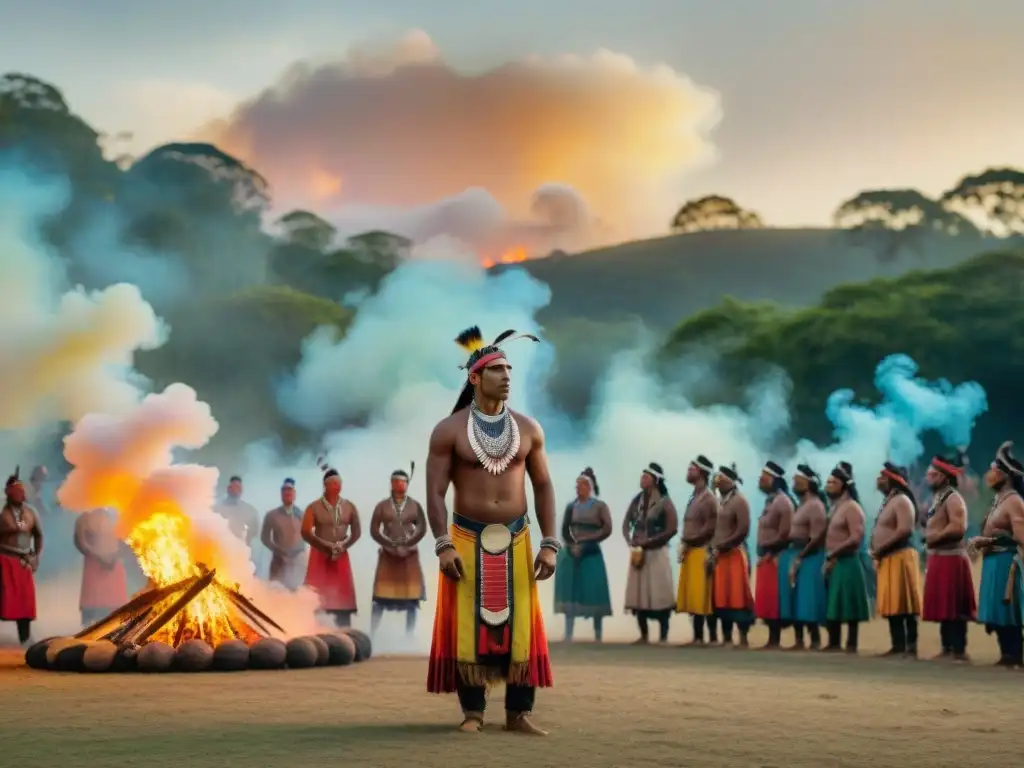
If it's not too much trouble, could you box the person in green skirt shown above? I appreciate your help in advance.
[554,467,613,641]
[823,462,870,653]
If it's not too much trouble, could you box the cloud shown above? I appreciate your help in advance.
[201,30,720,253]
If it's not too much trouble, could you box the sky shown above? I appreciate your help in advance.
[1,0,1021,228]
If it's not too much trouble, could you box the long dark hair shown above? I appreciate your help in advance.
[771,475,797,508]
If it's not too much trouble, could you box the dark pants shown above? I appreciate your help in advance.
[719,617,750,644]
[7,618,32,644]
[793,622,821,647]
[939,620,968,654]
[691,615,719,643]
[886,615,919,652]
[327,610,354,628]
[765,620,783,646]
[826,621,859,650]
[371,604,417,635]
[456,655,535,714]
[565,614,603,641]
[993,625,1024,664]
[636,609,671,642]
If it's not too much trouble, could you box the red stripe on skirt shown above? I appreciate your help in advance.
[0,553,36,621]
[922,553,977,622]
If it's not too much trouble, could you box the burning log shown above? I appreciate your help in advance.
[28,562,374,673]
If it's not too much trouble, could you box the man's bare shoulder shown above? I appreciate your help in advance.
[1006,493,1024,516]
[510,409,542,437]
[430,410,467,442]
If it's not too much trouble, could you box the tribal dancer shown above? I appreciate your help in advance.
[785,465,828,650]
[971,441,1024,668]
[921,453,976,661]
[554,467,613,642]
[676,455,719,645]
[754,461,794,649]
[73,507,128,626]
[0,468,43,645]
[623,463,679,644]
[426,326,554,735]
[214,475,260,546]
[871,463,922,657]
[370,466,427,638]
[823,462,870,653]
[302,466,361,628]
[710,464,754,647]
[260,478,307,590]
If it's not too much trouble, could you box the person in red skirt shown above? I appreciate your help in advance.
[921,453,977,661]
[0,468,44,645]
[754,460,795,649]
[74,507,129,627]
[301,466,362,627]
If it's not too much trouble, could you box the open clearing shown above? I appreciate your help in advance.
[1,622,1022,768]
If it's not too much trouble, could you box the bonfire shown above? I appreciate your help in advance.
[27,507,372,673]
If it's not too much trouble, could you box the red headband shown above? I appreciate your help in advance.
[882,469,908,487]
[469,351,506,374]
[930,459,963,476]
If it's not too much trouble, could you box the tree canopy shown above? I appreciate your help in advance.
[662,249,1024,450]
[941,167,1024,237]
[670,195,764,234]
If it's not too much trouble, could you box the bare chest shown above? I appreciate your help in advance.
[312,500,352,530]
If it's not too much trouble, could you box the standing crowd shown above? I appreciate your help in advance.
[553,443,1024,666]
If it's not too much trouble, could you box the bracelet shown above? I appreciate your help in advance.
[434,535,455,555]
[539,536,562,552]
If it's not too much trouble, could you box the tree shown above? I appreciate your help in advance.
[832,188,978,262]
[660,248,1024,450]
[137,285,353,450]
[941,167,1024,237]
[276,209,337,252]
[346,230,411,270]
[127,142,270,220]
[670,195,764,234]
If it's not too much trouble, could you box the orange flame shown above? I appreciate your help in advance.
[481,245,530,269]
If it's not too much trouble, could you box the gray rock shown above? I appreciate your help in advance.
[213,639,250,672]
[317,633,355,666]
[176,639,214,672]
[137,641,176,673]
[249,638,287,670]
[82,641,119,673]
[285,637,318,669]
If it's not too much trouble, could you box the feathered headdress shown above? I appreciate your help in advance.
[995,441,1023,477]
[5,465,21,490]
[317,455,339,482]
[451,326,540,413]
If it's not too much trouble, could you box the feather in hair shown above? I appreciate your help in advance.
[455,326,485,353]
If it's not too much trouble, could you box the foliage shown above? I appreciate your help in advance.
[661,249,1024,450]
[138,286,353,451]
[670,195,764,234]
[832,188,979,262]
[941,167,1024,237]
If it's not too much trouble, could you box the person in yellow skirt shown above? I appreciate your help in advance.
[676,455,719,644]
[871,462,922,657]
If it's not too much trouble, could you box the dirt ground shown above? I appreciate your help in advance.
[1,621,1022,768]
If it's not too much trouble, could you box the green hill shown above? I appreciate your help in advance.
[498,228,995,330]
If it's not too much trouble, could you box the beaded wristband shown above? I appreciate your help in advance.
[539,536,562,552]
[434,535,455,555]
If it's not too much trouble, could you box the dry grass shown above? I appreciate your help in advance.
[2,621,1023,768]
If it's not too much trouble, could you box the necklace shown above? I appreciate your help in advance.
[467,400,520,475]
[321,496,343,527]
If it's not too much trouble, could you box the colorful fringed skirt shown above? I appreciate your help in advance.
[977,550,1023,629]
[713,548,754,626]
[554,543,612,618]
[675,546,713,616]
[372,549,426,611]
[826,554,871,623]
[875,546,922,617]
[428,514,552,693]
[921,549,977,622]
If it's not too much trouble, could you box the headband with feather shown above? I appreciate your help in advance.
[5,465,21,490]
[391,461,416,482]
[317,455,339,482]
[451,326,540,413]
